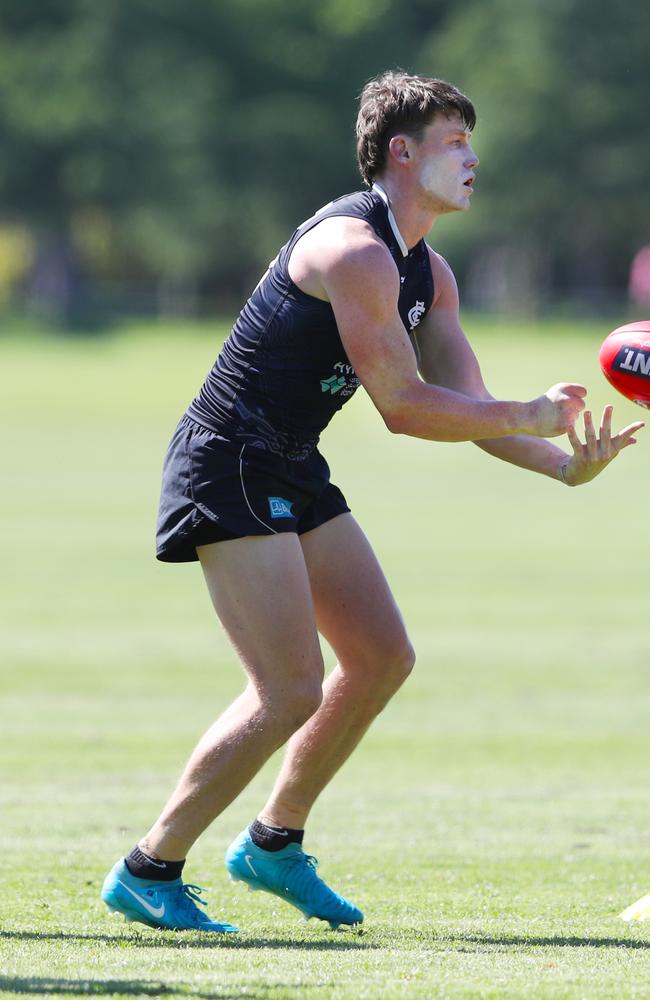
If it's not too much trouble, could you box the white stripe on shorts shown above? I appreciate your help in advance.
[239,444,278,534]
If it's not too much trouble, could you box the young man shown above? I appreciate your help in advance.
[101,71,643,933]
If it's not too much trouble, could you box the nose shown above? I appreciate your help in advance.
[466,145,479,169]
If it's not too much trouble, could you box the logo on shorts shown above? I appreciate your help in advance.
[268,496,294,519]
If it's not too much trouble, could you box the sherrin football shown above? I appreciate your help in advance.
[599,321,650,409]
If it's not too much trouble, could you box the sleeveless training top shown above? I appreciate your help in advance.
[186,185,434,460]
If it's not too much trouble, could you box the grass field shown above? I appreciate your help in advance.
[1,316,649,999]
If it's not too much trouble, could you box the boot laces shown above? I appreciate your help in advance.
[183,883,208,906]
[180,883,210,922]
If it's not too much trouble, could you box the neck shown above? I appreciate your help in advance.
[373,176,440,249]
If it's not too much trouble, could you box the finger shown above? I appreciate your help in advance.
[617,420,645,437]
[583,409,598,458]
[600,404,613,450]
[613,421,645,450]
[566,423,582,452]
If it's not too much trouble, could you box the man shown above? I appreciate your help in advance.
[101,71,643,933]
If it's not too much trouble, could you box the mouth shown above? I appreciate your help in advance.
[463,176,475,190]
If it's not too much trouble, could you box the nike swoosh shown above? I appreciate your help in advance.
[244,854,258,878]
[267,828,288,836]
[144,857,168,868]
[117,879,165,918]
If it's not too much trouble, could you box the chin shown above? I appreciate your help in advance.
[441,201,470,215]
[454,194,473,211]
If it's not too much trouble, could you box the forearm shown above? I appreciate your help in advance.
[475,434,569,480]
[385,383,535,442]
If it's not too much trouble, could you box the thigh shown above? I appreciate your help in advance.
[197,533,324,695]
[299,513,410,671]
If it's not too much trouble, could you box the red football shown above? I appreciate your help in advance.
[599,321,650,409]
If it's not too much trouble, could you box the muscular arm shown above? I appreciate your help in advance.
[414,250,570,479]
[305,218,582,443]
[414,248,643,483]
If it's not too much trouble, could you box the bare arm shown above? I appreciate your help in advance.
[311,218,584,443]
[415,248,643,483]
[415,250,569,477]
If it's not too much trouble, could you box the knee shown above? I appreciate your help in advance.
[346,636,415,706]
[282,680,324,732]
[366,637,416,702]
[384,638,416,689]
[259,673,324,738]
[400,639,417,680]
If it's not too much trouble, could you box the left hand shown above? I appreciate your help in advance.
[561,405,644,486]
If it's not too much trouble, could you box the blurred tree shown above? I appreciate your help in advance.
[418,0,650,312]
[0,0,647,322]
[0,0,423,319]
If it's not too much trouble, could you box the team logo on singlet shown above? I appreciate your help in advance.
[320,362,360,397]
[408,301,426,331]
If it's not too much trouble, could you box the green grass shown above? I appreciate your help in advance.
[1,316,650,999]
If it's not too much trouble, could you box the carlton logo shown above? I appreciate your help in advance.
[612,345,650,380]
[408,301,426,331]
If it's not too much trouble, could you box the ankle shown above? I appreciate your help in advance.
[125,844,186,881]
[249,819,304,852]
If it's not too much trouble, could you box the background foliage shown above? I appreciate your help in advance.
[0,0,648,321]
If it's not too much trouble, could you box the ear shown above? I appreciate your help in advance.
[387,134,412,168]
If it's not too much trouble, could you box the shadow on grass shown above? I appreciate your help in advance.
[0,928,372,952]
[461,932,650,951]
[0,978,249,998]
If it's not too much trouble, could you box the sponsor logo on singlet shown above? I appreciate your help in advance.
[320,375,347,394]
[320,362,360,397]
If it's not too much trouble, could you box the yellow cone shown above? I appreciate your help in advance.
[619,893,650,921]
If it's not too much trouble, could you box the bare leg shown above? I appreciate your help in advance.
[259,514,415,830]
[141,532,324,861]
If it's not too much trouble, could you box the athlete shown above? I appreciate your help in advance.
[101,71,644,933]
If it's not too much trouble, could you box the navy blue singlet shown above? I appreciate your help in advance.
[186,186,434,461]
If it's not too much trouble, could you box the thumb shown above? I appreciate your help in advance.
[560,383,587,398]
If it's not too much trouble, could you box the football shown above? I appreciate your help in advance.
[599,321,650,408]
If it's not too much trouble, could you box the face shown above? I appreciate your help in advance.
[410,114,478,213]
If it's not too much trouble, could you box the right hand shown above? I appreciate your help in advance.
[529,383,587,437]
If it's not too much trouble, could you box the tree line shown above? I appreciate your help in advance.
[0,0,647,324]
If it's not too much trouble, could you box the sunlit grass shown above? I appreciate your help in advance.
[1,318,649,999]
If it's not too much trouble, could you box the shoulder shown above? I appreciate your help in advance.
[290,215,400,305]
[425,244,459,307]
[303,215,394,266]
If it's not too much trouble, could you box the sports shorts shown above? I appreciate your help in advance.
[156,415,350,563]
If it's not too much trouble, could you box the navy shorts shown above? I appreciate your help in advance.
[156,415,350,563]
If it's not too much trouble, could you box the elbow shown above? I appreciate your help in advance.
[382,407,409,435]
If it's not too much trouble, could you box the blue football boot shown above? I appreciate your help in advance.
[101,858,238,933]
[225,829,363,929]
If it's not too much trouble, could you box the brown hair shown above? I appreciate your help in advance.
[356,70,476,185]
